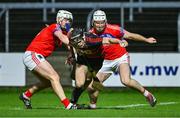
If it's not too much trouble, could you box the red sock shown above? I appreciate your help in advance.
[24,90,33,98]
[61,98,70,108]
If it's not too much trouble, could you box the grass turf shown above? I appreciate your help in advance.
[0,87,180,117]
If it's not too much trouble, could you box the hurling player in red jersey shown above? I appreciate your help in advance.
[91,10,157,107]
[19,10,77,109]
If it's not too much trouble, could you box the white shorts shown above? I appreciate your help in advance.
[23,51,45,71]
[98,53,129,74]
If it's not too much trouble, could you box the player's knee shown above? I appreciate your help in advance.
[75,80,85,88]
[49,73,60,82]
[121,77,130,86]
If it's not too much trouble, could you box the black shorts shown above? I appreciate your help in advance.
[70,54,103,80]
[76,54,103,71]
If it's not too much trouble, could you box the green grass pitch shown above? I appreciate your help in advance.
[0,87,180,117]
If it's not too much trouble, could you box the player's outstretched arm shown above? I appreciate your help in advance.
[123,31,157,44]
[103,37,128,47]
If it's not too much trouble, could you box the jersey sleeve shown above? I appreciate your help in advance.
[84,32,103,46]
[53,24,62,33]
[120,27,125,36]
[108,24,125,39]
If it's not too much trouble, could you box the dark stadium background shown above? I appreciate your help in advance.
[0,0,180,117]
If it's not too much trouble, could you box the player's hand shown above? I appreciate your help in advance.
[102,37,110,44]
[67,28,74,38]
[145,37,157,44]
[65,56,75,65]
[65,53,75,65]
[119,40,128,47]
[77,40,87,48]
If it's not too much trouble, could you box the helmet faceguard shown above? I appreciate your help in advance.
[92,10,107,33]
[70,28,85,48]
[92,10,107,22]
[56,10,73,23]
[56,10,73,32]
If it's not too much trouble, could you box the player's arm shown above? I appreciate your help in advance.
[103,37,128,47]
[54,30,69,45]
[123,30,157,44]
[55,28,75,65]
[85,36,128,47]
[65,46,76,65]
[67,28,74,39]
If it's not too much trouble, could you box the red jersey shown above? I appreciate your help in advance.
[90,24,127,60]
[26,24,67,57]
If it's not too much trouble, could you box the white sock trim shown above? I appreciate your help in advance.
[143,90,149,97]
[23,93,30,100]
[89,103,96,109]
[66,103,73,109]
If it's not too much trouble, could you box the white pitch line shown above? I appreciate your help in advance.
[98,102,179,109]
[2,106,63,111]
[1,102,178,110]
[158,102,177,105]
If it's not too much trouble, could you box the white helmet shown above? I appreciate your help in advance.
[56,10,73,23]
[93,10,107,22]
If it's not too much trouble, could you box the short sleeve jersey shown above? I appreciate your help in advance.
[26,24,66,57]
[90,24,127,60]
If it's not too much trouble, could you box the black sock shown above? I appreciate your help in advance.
[70,87,85,104]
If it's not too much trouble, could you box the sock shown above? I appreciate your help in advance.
[93,77,100,82]
[61,98,71,108]
[143,89,149,97]
[70,87,85,104]
[24,90,32,99]
[89,103,96,109]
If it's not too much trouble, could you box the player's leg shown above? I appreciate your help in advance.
[19,79,50,109]
[94,59,113,91]
[74,64,88,88]
[95,58,113,83]
[85,58,104,108]
[70,64,88,104]
[118,63,157,107]
[21,51,75,109]
[118,63,145,91]
[19,72,51,109]
[86,80,99,109]
[27,71,51,93]
[75,71,101,109]
[20,52,51,109]
[33,60,76,109]
[95,71,111,90]
[23,71,51,94]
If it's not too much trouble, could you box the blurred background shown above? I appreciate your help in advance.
[0,0,180,87]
